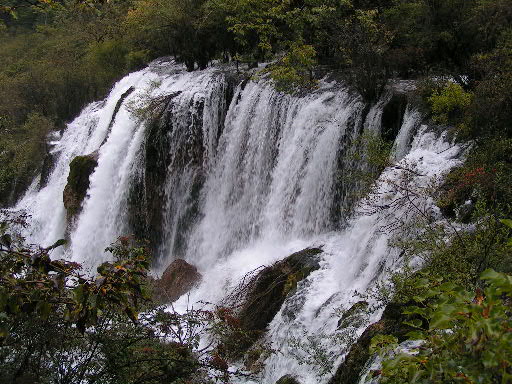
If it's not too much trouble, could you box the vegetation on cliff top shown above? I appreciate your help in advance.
[1,0,511,205]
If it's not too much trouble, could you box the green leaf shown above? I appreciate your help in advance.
[499,219,512,229]
[403,318,423,329]
[405,330,426,340]
[74,285,85,303]
[37,301,52,320]
[429,313,452,330]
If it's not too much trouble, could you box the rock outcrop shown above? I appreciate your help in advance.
[63,152,98,219]
[275,375,301,384]
[226,248,323,357]
[328,302,415,384]
[152,259,202,304]
[337,301,369,329]
[238,247,322,334]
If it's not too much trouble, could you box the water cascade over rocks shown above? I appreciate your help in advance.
[15,60,462,383]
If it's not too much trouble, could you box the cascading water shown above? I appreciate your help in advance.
[15,60,462,383]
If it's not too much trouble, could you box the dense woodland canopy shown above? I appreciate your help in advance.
[0,0,512,383]
[0,0,511,206]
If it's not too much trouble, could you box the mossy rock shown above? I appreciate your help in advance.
[329,302,416,384]
[151,259,202,304]
[337,301,369,329]
[230,247,322,357]
[276,375,301,384]
[63,153,98,218]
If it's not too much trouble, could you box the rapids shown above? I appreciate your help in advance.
[15,60,461,383]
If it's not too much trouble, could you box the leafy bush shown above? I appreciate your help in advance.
[0,213,241,383]
[428,82,473,125]
[371,268,512,383]
[267,43,317,92]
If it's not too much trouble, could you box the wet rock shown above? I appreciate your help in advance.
[381,93,408,143]
[328,302,415,384]
[276,375,301,384]
[39,145,57,189]
[101,86,135,146]
[152,259,202,304]
[239,247,322,332]
[63,152,98,219]
[337,301,369,329]
[233,248,322,354]
[244,340,272,374]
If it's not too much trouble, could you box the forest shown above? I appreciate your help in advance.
[1,0,512,383]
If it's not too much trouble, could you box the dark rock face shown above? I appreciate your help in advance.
[328,302,415,384]
[38,144,57,190]
[337,301,369,329]
[235,248,322,352]
[127,75,237,262]
[276,375,301,384]
[152,259,202,304]
[63,153,98,218]
[128,90,201,254]
[381,92,408,143]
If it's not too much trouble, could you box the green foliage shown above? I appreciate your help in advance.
[371,269,512,383]
[428,82,473,125]
[341,131,393,207]
[0,0,511,206]
[0,113,52,206]
[0,212,244,383]
[267,43,317,92]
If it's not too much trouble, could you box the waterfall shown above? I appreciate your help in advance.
[15,60,462,383]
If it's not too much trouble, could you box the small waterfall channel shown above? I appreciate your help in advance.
[14,60,462,383]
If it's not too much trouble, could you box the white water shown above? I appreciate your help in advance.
[15,60,461,383]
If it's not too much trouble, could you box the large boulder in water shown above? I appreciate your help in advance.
[63,153,98,218]
[275,375,301,384]
[231,247,322,355]
[152,259,202,304]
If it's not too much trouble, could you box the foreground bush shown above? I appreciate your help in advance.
[372,267,512,383]
[0,212,237,383]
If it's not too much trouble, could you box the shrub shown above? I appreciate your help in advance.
[371,268,512,383]
[428,82,472,125]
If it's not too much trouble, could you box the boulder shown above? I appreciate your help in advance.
[63,153,98,218]
[239,247,322,333]
[152,259,202,304]
[337,301,369,329]
[328,302,416,384]
[276,375,301,384]
[233,248,322,354]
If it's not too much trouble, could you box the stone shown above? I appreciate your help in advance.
[337,301,369,329]
[275,375,301,384]
[232,248,322,355]
[152,259,202,304]
[328,302,418,384]
[239,247,322,333]
[63,152,98,218]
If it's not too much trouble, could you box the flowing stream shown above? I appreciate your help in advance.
[15,60,461,383]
